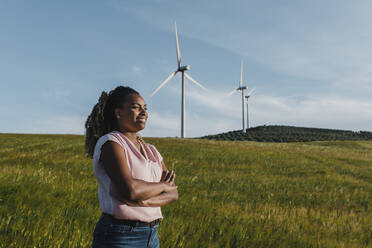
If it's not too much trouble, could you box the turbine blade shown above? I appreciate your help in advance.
[184,73,207,90]
[175,21,181,69]
[151,71,177,96]
[228,88,238,96]
[247,88,255,96]
[240,59,244,87]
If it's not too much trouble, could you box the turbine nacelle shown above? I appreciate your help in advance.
[246,88,255,98]
[178,65,190,71]
[238,86,248,91]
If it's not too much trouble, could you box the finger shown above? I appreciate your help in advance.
[166,171,174,183]
[170,173,176,186]
[164,170,172,182]
[171,173,176,182]
[164,183,177,192]
[168,172,175,183]
[165,170,173,182]
[161,170,167,181]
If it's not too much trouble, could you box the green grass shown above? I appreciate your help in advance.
[0,134,371,247]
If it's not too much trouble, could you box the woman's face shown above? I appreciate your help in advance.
[115,94,148,132]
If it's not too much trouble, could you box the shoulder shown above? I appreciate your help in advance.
[98,131,126,147]
[93,132,126,161]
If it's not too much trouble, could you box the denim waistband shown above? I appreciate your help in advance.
[102,213,160,228]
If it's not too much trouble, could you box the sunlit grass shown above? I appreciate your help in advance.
[0,134,371,247]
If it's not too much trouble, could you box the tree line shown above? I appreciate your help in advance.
[200,125,372,142]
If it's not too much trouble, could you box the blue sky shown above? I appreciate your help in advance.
[1,0,372,137]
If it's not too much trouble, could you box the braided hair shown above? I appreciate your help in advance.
[85,86,139,158]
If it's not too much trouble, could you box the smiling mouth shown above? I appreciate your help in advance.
[137,118,147,122]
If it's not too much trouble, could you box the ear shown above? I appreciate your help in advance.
[114,109,121,119]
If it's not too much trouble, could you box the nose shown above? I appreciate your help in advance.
[139,107,147,116]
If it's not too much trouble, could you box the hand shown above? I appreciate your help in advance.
[161,170,176,186]
[163,183,177,193]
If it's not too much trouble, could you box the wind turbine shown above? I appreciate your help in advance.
[151,21,206,138]
[228,60,248,132]
[244,88,255,131]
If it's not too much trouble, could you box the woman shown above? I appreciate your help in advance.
[85,86,178,248]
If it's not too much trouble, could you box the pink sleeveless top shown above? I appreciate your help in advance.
[93,131,164,222]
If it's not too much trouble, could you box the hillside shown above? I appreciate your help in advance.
[0,133,371,247]
[201,125,372,142]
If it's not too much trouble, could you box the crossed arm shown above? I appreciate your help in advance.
[100,141,178,207]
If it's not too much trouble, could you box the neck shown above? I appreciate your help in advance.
[117,129,138,144]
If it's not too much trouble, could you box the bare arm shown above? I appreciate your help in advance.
[141,188,178,207]
[100,141,176,201]
[118,174,179,207]
[115,165,179,207]
[141,161,178,207]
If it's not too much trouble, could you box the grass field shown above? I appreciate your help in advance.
[0,133,371,247]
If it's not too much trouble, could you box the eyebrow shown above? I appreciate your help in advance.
[132,102,147,107]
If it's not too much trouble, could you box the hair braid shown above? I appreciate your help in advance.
[85,91,109,157]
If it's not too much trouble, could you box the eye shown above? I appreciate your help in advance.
[132,105,147,111]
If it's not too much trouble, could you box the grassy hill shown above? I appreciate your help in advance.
[0,133,371,247]
[201,125,372,142]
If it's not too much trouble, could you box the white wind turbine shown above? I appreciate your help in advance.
[151,21,206,138]
[228,60,248,132]
[244,88,255,131]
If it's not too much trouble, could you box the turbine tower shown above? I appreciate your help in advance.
[244,88,255,131]
[151,21,206,138]
[228,60,248,132]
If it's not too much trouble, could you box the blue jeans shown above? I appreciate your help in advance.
[92,214,160,248]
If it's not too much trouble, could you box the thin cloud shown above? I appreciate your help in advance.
[141,112,179,137]
[1,114,86,135]
[131,65,143,73]
[252,95,372,131]
[121,1,372,90]
[183,90,372,133]
[186,89,240,118]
